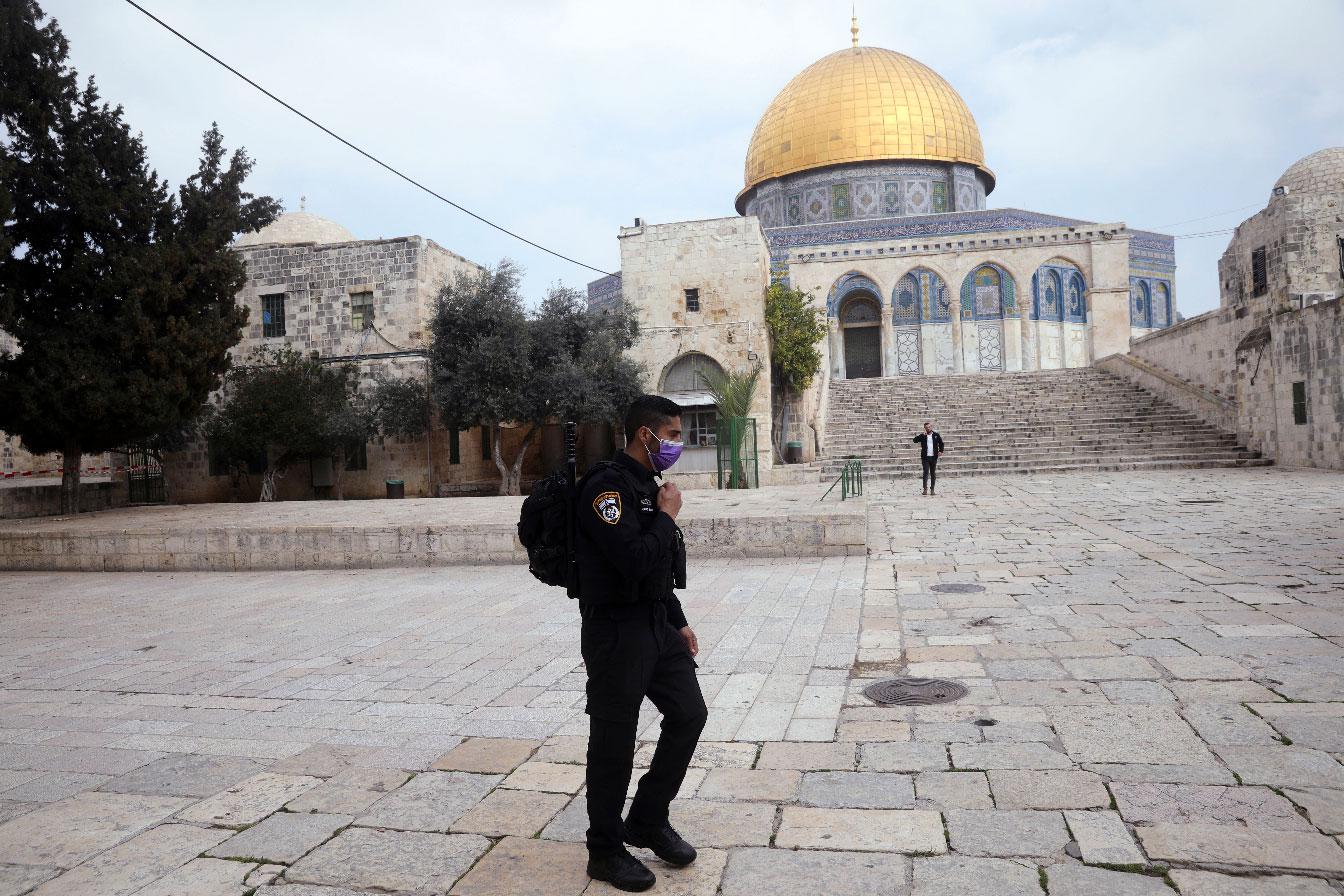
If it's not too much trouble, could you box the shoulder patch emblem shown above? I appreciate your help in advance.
[593,491,622,525]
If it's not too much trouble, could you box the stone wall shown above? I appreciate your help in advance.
[617,216,775,472]
[232,236,481,359]
[0,479,126,519]
[1128,309,1239,400]
[1235,297,1343,469]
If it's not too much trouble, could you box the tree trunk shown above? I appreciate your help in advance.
[493,423,538,496]
[61,440,82,515]
[259,456,289,502]
[331,451,345,501]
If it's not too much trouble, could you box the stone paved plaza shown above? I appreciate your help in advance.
[1,467,1343,894]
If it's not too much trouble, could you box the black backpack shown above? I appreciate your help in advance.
[517,422,616,594]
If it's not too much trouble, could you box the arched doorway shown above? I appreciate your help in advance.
[840,294,882,379]
[659,352,726,473]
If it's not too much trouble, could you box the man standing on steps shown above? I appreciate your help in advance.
[913,421,944,496]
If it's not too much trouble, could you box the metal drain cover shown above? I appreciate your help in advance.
[863,677,969,706]
[931,583,985,593]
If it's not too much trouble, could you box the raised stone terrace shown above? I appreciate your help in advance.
[1,466,1342,894]
[823,368,1269,479]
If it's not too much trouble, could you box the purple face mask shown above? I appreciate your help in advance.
[644,429,684,472]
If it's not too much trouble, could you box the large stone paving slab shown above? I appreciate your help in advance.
[1136,823,1344,872]
[207,811,351,864]
[28,823,230,896]
[0,791,187,867]
[721,848,909,896]
[911,855,1042,896]
[450,836,589,896]
[287,828,491,893]
[776,807,945,853]
[1111,782,1315,830]
[1049,705,1217,765]
[355,771,501,832]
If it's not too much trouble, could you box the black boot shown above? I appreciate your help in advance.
[587,850,656,892]
[624,819,697,867]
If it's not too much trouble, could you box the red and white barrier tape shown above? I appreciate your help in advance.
[1,464,157,479]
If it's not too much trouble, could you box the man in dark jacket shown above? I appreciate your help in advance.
[913,421,945,496]
[576,394,706,892]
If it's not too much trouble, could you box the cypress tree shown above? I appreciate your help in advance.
[0,1,279,512]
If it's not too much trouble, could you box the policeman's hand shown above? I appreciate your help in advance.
[680,625,699,657]
[658,481,683,520]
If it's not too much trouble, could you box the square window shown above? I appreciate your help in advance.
[261,293,286,338]
[351,291,374,331]
[1292,381,1308,425]
[684,288,701,312]
[684,409,718,448]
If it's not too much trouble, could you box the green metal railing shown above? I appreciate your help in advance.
[820,459,863,501]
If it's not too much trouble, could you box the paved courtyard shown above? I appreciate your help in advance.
[1,467,1342,895]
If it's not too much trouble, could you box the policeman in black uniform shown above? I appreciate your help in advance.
[576,395,706,892]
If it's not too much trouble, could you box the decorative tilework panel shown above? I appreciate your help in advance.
[831,184,852,221]
[882,181,902,215]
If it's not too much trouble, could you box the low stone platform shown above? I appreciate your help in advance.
[0,485,866,572]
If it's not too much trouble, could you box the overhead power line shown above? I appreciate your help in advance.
[1173,227,1237,240]
[1154,203,1262,230]
[122,0,612,277]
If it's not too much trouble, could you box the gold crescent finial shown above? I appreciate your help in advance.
[851,5,859,47]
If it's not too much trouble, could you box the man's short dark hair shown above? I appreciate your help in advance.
[625,395,682,441]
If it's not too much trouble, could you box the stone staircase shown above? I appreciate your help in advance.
[821,368,1270,479]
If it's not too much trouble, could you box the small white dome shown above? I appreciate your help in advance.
[1272,147,1344,198]
[234,211,356,247]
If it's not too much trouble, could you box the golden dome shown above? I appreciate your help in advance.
[738,46,993,210]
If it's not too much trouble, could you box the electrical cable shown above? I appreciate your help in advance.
[122,0,613,277]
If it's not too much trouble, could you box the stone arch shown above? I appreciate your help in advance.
[659,351,726,394]
[1130,279,1152,327]
[893,267,952,324]
[959,263,1018,320]
[1032,259,1086,322]
[827,271,885,318]
[1152,282,1171,327]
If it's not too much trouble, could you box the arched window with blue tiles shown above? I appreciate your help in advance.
[1152,282,1171,327]
[894,269,950,324]
[1130,280,1152,326]
[960,264,1015,320]
[827,272,883,318]
[1031,260,1085,323]
[1066,272,1087,323]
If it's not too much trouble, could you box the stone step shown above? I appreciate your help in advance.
[836,457,1274,480]
[821,447,1262,472]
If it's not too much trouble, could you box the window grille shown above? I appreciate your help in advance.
[261,294,286,338]
[1251,247,1267,297]
[684,288,700,312]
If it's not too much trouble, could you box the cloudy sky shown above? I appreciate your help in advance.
[42,0,1344,316]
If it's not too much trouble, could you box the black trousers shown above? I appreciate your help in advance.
[921,455,938,489]
[581,600,707,858]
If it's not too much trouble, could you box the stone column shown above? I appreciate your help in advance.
[950,278,966,374]
[829,320,845,379]
[1003,318,1023,371]
[1088,236,1134,359]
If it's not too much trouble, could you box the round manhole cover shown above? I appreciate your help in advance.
[931,583,985,593]
[863,677,969,706]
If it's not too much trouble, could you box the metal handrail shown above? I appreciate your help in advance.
[819,459,863,501]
